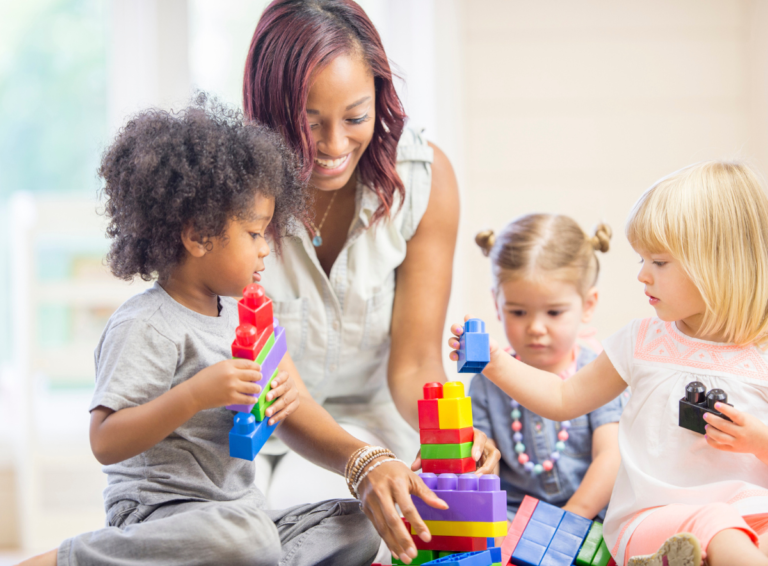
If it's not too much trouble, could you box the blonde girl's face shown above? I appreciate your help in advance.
[494,274,598,375]
[636,249,709,338]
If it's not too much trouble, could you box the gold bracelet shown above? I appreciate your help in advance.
[345,446,394,497]
[350,450,395,492]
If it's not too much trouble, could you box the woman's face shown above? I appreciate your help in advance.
[306,52,376,191]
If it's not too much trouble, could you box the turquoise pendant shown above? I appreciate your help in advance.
[312,235,322,247]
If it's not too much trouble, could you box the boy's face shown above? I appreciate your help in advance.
[494,274,597,375]
[202,194,275,297]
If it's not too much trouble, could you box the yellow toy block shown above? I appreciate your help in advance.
[414,520,507,538]
[443,381,465,399]
[438,396,473,429]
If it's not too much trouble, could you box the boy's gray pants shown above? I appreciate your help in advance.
[57,492,380,566]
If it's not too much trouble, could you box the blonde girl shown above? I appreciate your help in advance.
[469,215,625,523]
[452,161,768,566]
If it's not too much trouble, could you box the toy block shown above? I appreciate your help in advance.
[227,324,286,413]
[422,456,476,474]
[251,368,279,421]
[237,283,274,331]
[231,322,273,361]
[529,501,565,529]
[591,539,611,566]
[519,518,556,547]
[425,382,445,399]
[422,442,474,460]
[228,411,279,460]
[418,520,507,538]
[487,538,495,548]
[556,512,592,540]
[606,558,617,566]
[540,548,573,566]
[420,399,441,430]
[501,495,538,565]
[421,426,474,445]
[510,538,547,566]
[458,319,490,374]
[413,473,507,523]
[392,550,437,565]
[679,381,732,435]
[438,396,473,429]
[438,552,458,558]
[575,522,603,566]
[489,547,502,564]
[423,550,493,566]
[404,518,489,552]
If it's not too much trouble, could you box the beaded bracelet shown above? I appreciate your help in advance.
[353,458,408,498]
[350,449,395,487]
[345,446,395,497]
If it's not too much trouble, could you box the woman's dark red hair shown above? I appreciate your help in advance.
[243,0,406,224]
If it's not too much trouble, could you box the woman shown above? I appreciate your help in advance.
[242,0,499,553]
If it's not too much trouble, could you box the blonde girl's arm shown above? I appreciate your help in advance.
[561,422,621,519]
[448,322,627,421]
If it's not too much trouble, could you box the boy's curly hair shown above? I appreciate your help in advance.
[99,94,307,281]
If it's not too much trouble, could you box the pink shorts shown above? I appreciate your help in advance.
[624,503,768,565]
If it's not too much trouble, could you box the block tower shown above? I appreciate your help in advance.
[398,319,505,566]
[227,284,287,461]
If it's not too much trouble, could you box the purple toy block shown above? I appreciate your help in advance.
[413,473,506,523]
[227,324,286,413]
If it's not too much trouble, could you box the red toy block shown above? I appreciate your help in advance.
[238,284,274,332]
[403,519,488,552]
[231,323,273,361]
[501,495,538,566]
[420,426,474,445]
[422,457,476,474]
[424,382,444,399]
[419,399,440,429]
[607,558,617,566]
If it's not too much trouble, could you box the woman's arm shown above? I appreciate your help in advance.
[561,423,621,519]
[388,142,459,428]
[274,352,447,564]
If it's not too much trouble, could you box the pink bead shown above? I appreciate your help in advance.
[511,421,522,432]
[558,430,569,442]
[542,460,553,471]
[518,453,529,464]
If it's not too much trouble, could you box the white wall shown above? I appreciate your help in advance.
[457,0,768,345]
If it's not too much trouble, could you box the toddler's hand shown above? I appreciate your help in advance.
[185,359,262,412]
[446,315,501,365]
[262,370,300,426]
[704,402,768,460]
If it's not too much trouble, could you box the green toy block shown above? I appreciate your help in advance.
[421,441,473,460]
[392,550,437,564]
[438,551,458,558]
[251,368,279,421]
[591,538,611,566]
[576,522,603,566]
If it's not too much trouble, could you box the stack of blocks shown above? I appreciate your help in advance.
[227,284,287,461]
[501,495,616,566]
[419,382,476,474]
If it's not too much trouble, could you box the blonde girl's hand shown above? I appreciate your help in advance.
[703,403,768,459]
[263,370,300,426]
[447,315,501,364]
[409,430,501,476]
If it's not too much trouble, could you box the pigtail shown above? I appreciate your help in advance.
[590,223,612,253]
[475,229,496,257]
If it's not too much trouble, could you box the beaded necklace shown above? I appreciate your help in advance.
[509,347,578,476]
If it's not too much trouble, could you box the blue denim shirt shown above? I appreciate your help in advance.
[469,347,628,521]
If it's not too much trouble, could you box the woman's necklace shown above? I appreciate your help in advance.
[509,349,577,476]
[309,190,338,247]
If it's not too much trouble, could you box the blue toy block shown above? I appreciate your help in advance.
[510,538,546,566]
[520,519,556,547]
[423,549,493,566]
[529,501,565,528]
[487,537,496,548]
[457,319,490,374]
[489,547,501,563]
[540,548,573,566]
[229,412,279,460]
[548,529,583,556]
[557,511,592,540]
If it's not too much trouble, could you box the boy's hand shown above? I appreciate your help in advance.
[704,403,768,462]
[446,315,501,365]
[263,370,300,425]
[185,359,262,412]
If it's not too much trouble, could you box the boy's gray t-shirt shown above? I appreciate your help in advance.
[91,282,263,510]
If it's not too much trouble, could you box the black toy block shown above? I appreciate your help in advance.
[678,381,732,435]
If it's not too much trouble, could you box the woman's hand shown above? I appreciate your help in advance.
[357,457,448,565]
[409,430,501,476]
[263,370,300,426]
[704,403,768,464]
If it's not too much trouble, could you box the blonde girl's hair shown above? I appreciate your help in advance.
[627,161,768,346]
[476,214,612,296]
